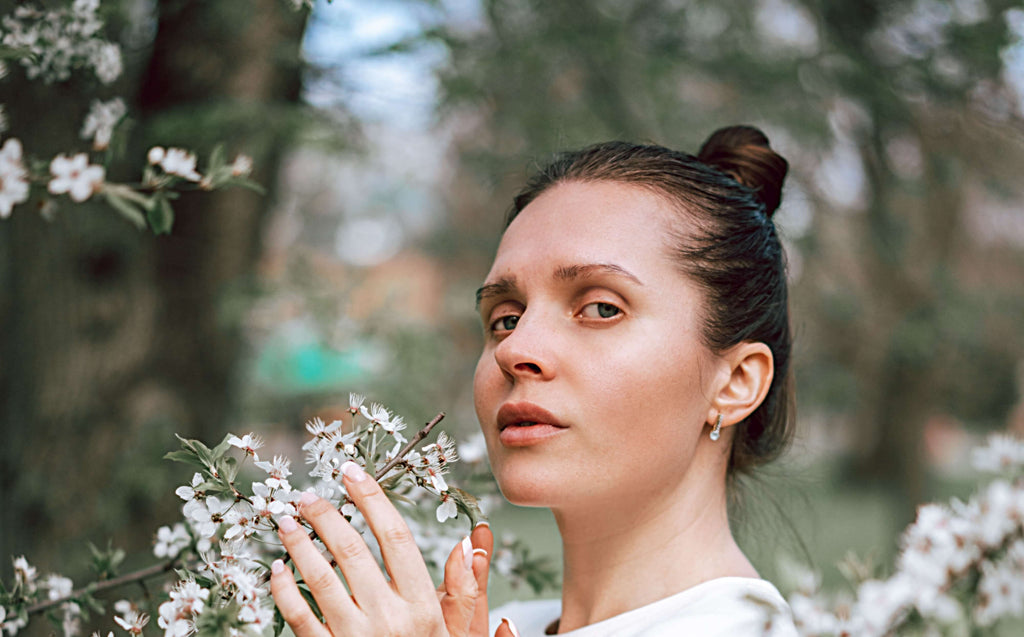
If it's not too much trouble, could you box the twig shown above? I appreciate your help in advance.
[374,412,445,481]
[26,559,178,617]
[27,411,449,608]
[267,411,446,578]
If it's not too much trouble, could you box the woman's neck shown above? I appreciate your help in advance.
[550,468,757,633]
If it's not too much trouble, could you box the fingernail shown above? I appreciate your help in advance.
[473,520,490,529]
[279,515,298,533]
[299,491,317,505]
[462,536,473,570]
[271,559,284,574]
[473,548,489,558]
[340,460,368,482]
[501,617,520,637]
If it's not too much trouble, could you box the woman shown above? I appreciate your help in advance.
[270,126,799,636]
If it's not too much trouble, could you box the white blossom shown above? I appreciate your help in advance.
[48,153,104,202]
[175,472,204,503]
[975,557,1024,625]
[89,42,122,85]
[852,574,914,636]
[60,601,81,637]
[154,523,191,559]
[147,146,165,165]
[223,502,258,540]
[12,555,37,591]
[436,493,457,522]
[43,574,73,601]
[787,592,841,635]
[80,98,126,150]
[112,609,149,635]
[187,495,230,539]
[227,433,263,457]
[229,154,252,177]
[972,479,1024,548]
[254,455,291,480]
[1,1,122,85]
[157,578,208,637]
[158,148,201,181]
[0,138,30,218]
[972,433,1024,474]
[423,431,459,466]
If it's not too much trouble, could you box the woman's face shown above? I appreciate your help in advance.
[473,180,725,510]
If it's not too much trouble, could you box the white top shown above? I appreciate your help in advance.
[489,577,798,636]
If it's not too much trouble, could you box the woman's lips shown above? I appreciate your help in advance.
[496,402,567,446]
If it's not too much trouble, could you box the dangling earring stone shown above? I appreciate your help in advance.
[709,414,722,441]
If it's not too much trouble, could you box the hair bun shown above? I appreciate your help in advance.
[697,125,789,217]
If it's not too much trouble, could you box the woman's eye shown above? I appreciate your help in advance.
[491,315,520,332]
[580,302,621,319]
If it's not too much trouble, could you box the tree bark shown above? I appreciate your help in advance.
[0,1,307,613]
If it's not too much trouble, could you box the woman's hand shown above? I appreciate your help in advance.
[270,460,494,636]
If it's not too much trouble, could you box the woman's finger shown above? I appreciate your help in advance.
[269,558,332,637]
[296,491,394,614]
[339,461,436,602]
[469,522,494,637]
[276,513,364,630]
[439,536,478,637]
[494,617,520,637]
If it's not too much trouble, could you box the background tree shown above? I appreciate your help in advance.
[0,0,310,591]
[410,0,1024,519]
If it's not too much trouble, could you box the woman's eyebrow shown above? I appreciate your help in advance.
[475,276,519,309]
[554,263,644,286]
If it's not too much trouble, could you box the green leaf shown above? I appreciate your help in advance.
[147,194,175,235]
[163,449,206,469]
[211,433,235,458]
[296,582,324,623]
[226,176,266,194]
[209,144,226,173]
[218,455,239,483]
[103,191,147,230]
[0,45,37,63]
[81,591,105,615]
[273,607,286,637]
[451,486,486,528]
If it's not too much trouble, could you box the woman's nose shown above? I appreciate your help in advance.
[492,312,555,381]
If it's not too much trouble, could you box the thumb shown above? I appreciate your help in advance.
[440,536,479,637]
[468,522,494,636]
[494,617,520,637]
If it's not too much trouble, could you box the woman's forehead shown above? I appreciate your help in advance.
[487,181,680,276]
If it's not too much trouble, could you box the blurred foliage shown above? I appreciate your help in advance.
[379,0,1024,516]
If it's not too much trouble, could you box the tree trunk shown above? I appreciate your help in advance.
[0,1,307,612]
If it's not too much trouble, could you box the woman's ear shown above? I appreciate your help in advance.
[707,341,774,429]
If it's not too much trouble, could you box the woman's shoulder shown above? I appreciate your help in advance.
[490,577,798,637]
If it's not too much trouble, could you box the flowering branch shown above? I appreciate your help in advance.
[23,559,178,618]
[0,1,262,233]
[16,413,450,622]
[0,395,510,637]
[766,434,1024,636]
[375,411,445,481]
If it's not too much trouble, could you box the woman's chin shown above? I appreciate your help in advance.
[493,465,562,507]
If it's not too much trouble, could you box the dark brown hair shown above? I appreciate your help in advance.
[506,125,793,475]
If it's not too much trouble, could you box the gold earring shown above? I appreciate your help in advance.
[710,414,722,441]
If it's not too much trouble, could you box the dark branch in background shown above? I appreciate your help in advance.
[26,559,179,617]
